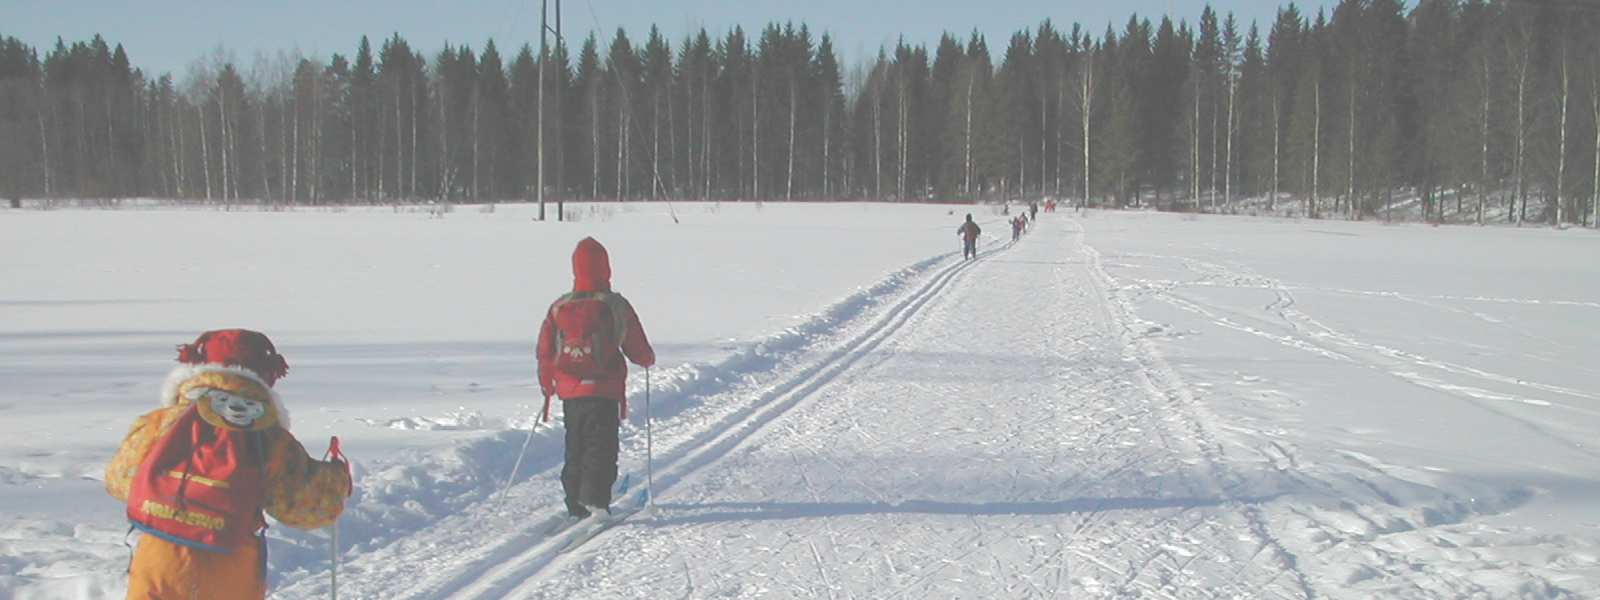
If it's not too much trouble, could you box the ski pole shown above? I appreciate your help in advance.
[646,367,655,510]
[330,523,340,600]
[322,436,351,600]
[498,400,547,506]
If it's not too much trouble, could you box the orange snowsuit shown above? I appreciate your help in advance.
[105,367,350,600]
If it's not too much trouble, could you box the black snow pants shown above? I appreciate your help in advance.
[561,397,620,516]
[963,239,977,260]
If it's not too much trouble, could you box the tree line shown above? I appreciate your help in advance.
[1,0,1598,226]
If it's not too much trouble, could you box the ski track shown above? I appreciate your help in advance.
[1099,246,1595,597]
[486,218,1319,600]
[272,236,1009,600]
[484,225,1011,600]
[276,215,1594,600]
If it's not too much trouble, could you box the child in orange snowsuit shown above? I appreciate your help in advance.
[105,329,351,600]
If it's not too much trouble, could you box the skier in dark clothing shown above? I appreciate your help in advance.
[538,237,656,519]
[1030,201,1039,221]
[957,214,982,260]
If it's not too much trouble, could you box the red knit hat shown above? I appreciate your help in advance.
[176,329,290,386]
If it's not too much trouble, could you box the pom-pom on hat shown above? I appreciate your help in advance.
[176,329,289,387]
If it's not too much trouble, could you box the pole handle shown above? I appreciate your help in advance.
[323,436,353,496]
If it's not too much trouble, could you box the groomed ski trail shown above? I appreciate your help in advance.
[272,232,1015,600]
[499,217,1313,599]
[442,229,1008,599]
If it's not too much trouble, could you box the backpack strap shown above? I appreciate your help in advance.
[601,294,633,419]
[601,293,630,346]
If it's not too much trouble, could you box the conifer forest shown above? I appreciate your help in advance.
[2,0,1598,226]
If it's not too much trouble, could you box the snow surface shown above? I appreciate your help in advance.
[1,203,1596,599]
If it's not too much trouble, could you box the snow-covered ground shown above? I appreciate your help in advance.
[1,203,1596,599]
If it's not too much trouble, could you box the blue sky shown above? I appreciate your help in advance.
[4,0,1335,76]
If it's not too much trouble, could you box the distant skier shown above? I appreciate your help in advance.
[1030,201,1039,222]
[957,214,982,260]
[538,237,656,520]
[1012,216,1024,241]
[105,329,351,600]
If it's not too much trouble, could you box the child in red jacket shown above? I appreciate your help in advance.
[537,237,656,518]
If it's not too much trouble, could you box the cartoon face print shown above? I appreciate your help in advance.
[188,388,267,427]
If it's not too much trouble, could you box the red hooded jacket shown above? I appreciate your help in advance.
[537,238,655,419]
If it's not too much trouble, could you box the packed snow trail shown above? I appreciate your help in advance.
[492,219,1311,599]
[268,212,1592,600]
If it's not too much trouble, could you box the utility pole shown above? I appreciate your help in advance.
[555,0,563,221]
[537,0,565,221]
[537,0,547,220]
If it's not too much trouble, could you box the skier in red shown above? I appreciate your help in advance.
[956,214,982,260]
[537,237,656,519]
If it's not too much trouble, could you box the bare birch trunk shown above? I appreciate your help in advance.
[1082,56,1093,211]
[292,92,300,203]
[873,79,881,199]
[437,80,447,199]
[258,100,271,201]
[38,92,52,197]
[1225,73,1235,210]
[623,106,631,197]
[651,91,660,199]
[1270,91,1279,212]
[279,95,289,200]
[702,64,711,199]
[1210,85,1219,210]
[667,81,678,196]
[591,86,599,197]
[1555,41,1569,227]
[751,74,759,200]
[312,78,322,204]
[898,76,908,200]
[394,78,403,201]
[1192,78,1200,207]
[355,97,362,201]
[616,96,624,198]
[217,92,229,201]
[169,102,182,197]
[199,103,212,200]
[1592,60,1600,229]
[785,81,796,201]
[409,80,417,200]
[470,84,479,201]
[1480,56,1490,226]
[377,97,386,202]
[822,94,831,198]
[1312,77,1321,219]
[1040,91,1047,198]
[963,71,973,197]
[1513,42,1530,225]
[1347,83,1356,220]
[1056,77,1065,197]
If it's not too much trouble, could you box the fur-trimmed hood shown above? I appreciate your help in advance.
[161,364,291,431]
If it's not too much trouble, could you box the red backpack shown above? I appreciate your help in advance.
[126,406,267,552]
[550,292,624,380]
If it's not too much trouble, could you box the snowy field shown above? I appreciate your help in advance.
[1,203,1597,599]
